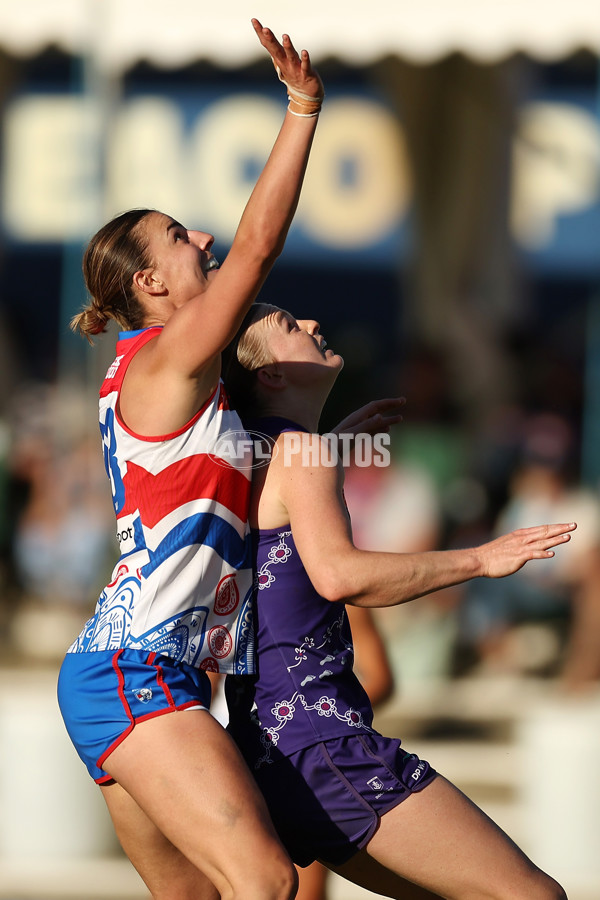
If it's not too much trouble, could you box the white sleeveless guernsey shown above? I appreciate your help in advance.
[67,327,255,674]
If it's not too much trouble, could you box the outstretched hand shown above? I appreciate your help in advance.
[479,522,577,578]
[252,18,324,102]
[331,398,405,439]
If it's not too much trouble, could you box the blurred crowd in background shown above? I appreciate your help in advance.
[2,361,600,700]
[0,14,599,705]
[0,378,114,661]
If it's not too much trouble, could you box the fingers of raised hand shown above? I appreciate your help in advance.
[361,412,403,434]
[372,397,406,425]
[252,18,323,101]
[368,397,406,415]
[335,398,404,436]
[252,20,300,71]
[356,398,406,424]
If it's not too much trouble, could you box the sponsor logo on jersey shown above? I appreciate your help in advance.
[105,354,124,379]
[115,513,137,553]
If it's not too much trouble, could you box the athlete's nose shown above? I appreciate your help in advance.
[297,319,320,335]
[188,230,214,252]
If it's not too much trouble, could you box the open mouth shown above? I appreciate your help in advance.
[204,257,220,273]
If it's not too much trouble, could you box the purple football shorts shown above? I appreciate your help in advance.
[58,648,212,783]
[251,732,437,867]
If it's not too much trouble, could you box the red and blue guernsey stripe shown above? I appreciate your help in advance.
[67,328,255,675]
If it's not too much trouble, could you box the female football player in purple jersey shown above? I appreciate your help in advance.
[222,301,571,900]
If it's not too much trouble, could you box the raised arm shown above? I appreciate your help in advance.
[159,21,324,378]
[275,434,577,608]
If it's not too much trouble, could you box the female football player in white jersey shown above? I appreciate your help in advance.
[58,19,324,900]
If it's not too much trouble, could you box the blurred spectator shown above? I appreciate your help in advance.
[343,441,441,555]
[347,605,394,708]
[458,412,600,688]
[7,381,114,661]
[342,449,460,686]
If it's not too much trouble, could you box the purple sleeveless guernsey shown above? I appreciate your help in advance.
[229,417,375,769]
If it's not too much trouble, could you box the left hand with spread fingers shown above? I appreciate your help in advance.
[252,18,324,115]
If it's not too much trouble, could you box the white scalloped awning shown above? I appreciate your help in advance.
[1,0,599,72]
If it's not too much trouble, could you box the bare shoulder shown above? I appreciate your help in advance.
[252,431,344,526]
[269,431,355,597]
[273,431,347,528]
[119,337,220,435]
[274,431,345,488]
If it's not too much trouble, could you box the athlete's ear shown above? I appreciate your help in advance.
[256,364,286,390]
[132,268,165,295]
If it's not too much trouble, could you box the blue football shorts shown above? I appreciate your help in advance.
[57,648,212,783]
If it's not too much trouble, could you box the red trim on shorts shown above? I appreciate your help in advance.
[95,772,115,785]
[96,650,136,774]
[113,649,135,725]
[95,702,207,784]
[94,651,208,782]
[150,657,176,707]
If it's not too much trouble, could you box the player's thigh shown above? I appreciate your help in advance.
[101,781,218,900]
[295,861,328,900]
[328,851,440,900]
[103,709,293,894]
[363,775,565,900]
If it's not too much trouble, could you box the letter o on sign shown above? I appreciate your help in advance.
[189,95,283,241]
[299,97,410,248]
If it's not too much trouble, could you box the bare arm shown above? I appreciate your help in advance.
[274,434,577,608]
[158,22,323,381]
[120,22,324,434]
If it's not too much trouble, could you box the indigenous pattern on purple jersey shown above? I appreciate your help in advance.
[67,327,254,674]
[226,417,436,866]
[232,523,375,766]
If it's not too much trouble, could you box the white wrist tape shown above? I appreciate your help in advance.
[274,62,324,117]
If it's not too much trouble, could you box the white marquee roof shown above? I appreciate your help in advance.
[1,0,599,72]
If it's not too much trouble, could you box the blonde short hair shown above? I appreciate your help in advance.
[222,303,279,418]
